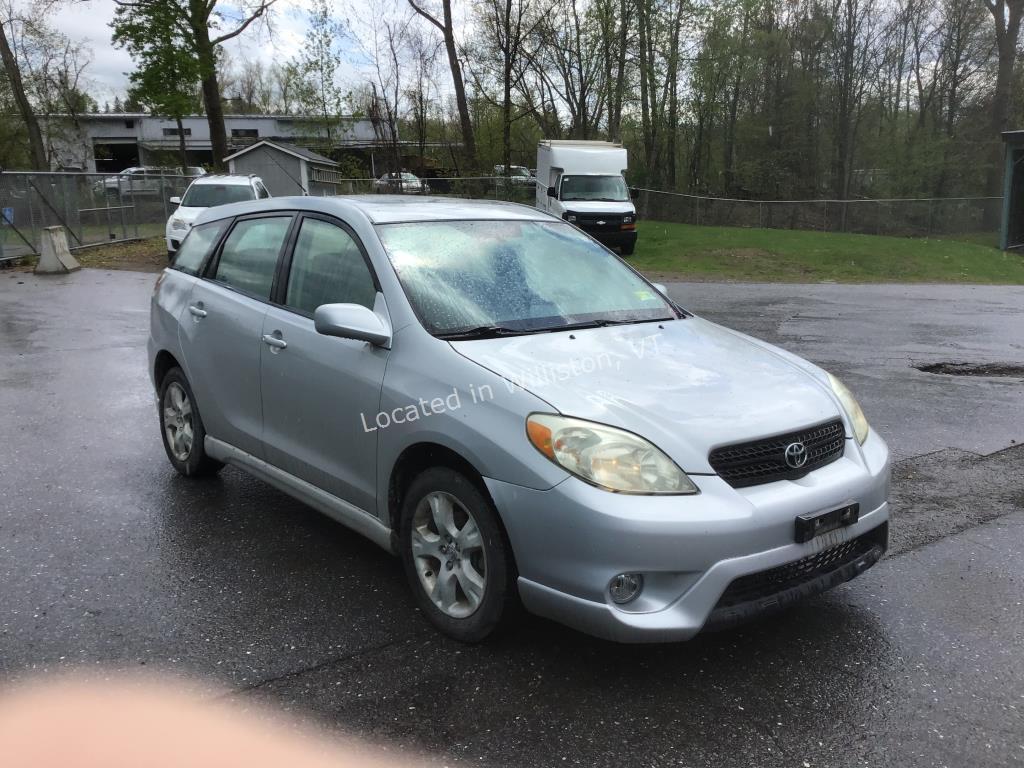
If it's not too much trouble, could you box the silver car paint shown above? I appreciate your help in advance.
[149,195,890,642]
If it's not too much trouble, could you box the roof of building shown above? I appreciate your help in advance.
[222,140,339,166]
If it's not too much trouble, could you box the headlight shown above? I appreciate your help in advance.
[827,373,869,444]
[526,413,698,494]
[623,215,633,223]
[170,218,189,231]
[565,214,577,223]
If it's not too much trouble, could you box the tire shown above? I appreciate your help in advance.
[158,367,223,477]
[620,242,636,256]
[400,467,515,642]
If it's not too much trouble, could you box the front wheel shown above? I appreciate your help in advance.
[158,367,223,477]
[400,468,515,642]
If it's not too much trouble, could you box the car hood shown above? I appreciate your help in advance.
[451,317,843,473]
[171,206,206,223]
[560,200,635,214]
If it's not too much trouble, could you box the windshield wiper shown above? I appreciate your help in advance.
[437,325,531,340]
[542,318,670,332]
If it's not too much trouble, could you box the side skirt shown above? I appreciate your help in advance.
[205,436,396,555]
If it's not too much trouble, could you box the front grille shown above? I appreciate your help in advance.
[714,531,880,610]
[708,419,846,488]
[569,213,630,232]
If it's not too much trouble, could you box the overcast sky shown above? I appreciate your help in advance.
[49,0,329,104]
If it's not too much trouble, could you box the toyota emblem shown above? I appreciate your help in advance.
[784,442,808,469]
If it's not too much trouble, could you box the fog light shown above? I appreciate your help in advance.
[567,214,577,222]
[609,573,643,604]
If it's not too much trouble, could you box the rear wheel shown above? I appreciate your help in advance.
[158,367,223,477]
[400,467,514,642]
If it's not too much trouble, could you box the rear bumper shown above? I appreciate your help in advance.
[486,429,891,643]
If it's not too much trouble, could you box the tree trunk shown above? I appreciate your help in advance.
[0,21,48,169]
[410,0,476,169]
[194,26,229,170]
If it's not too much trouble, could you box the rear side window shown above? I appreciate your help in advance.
[171,220,228,276]
[255,182,271,199]
[213,216,292,299]
[284,218,376,314]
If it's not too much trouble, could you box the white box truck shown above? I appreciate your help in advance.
[535,140,638,255]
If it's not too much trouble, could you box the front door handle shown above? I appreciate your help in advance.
[262,332,287,352]
[188,304,207,319]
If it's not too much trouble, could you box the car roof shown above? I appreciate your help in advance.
[194,195,556,226]
[190,174,255,186]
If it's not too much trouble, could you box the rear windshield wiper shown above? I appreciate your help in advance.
[436,325,531,340]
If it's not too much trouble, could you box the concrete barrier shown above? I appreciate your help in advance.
[34,226,81,275]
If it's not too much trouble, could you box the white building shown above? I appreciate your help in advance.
[46,113,386,173]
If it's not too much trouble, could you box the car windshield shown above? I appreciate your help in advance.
[376,220,674,337]
[560,175,630,202]
[181,184,254,207]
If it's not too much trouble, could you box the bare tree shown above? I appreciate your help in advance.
[408,0,477,167]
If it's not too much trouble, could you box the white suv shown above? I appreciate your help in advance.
[166,175,271,258]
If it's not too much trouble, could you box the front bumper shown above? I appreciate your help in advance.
[485,429,890,643]
[586,228,637,250]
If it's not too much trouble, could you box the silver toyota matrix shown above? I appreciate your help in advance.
[149,196,891,643]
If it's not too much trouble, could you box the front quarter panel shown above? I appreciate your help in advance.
[374,325,570,520]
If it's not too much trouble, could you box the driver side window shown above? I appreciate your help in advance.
[284,218,376,315]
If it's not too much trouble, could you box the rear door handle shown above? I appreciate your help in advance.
[262,333,287,351]
[188,304,207,318]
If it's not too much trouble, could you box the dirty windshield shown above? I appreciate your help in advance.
[376,220,672,338]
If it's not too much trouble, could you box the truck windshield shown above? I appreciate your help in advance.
[560,175,629,202]
[376,220,673,337]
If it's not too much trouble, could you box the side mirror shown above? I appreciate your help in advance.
[651,282,668,295]
[629,187,639,200]
[546,186,557,199]
[314,303,391,348]
[169,196,181,205]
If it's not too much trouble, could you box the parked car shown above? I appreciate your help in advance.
[493,164,536,187]
[374,172,430,194]
[178,166,207,178]
[94,166,179,198]
[165,174,270,258]
[149,196,890,643]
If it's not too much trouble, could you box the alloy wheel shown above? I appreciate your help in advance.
[411,491,487,619]
[163,381,194,462]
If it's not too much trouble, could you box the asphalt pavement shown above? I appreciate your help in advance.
[1,269,1022,767]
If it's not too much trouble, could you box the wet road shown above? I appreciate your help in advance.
[1,269,1022,767]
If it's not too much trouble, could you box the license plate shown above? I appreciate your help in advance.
[794,503,860,543]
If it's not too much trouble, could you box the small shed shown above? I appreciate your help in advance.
[1000,131,1024,251]
[223,140,339,197]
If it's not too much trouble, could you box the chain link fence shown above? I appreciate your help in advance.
[0,171,192,263]
[1,171,1002,265]
[635,188,1001,240]
[311,172,539,203]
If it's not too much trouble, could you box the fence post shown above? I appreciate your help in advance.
[130,176,139,239]
[160,175,167,223]
[27,180,39,253]
[822,201,828,231]
[758,202,763,229]
[876,200,881,236]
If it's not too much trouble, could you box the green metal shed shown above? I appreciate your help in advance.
[1001,131,1024,251]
